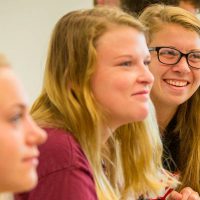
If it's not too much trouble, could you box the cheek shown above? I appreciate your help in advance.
[149,58,158,72]
[0,136,21,178]
[149,66,159,81]
[92,71,131,96]
[0,128,24,160]
[149,60,166,81]
[112,76,132,91]
[92,75,132,112]
[194,72,200,87]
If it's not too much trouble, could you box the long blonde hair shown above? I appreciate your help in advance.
[31,6,175,199]
[139,4,200,193]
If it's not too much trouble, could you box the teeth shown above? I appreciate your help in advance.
[165,80,188,87]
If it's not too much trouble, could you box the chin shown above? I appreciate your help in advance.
[126,112,149,124]
[165,99,185,108]
[135,114,148,121]
[134,107,149,121]
[14,172,38,193]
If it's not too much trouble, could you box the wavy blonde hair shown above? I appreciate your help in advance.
[31,6,175,199]
[139,4,200,193]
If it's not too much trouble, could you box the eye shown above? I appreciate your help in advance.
[189,52,200,61]
[119,61,132,67]
[10,113,23,126]
[159,48,179,58]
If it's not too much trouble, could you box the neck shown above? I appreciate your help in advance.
[153,100,177,135]
[102,125,114,144]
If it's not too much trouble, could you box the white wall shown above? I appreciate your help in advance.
[0,0,92,102]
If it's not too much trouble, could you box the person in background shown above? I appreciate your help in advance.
[15,6,176,200]
[0,54,47,197]
[120,0,178,15]
[178,0,200,15]
[93,0,120,6]
[120,0,200,16]
[139,4,200,195]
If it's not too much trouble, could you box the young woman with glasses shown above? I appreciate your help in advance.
[139,4,200,196]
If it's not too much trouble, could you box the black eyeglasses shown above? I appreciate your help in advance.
[149,46,200,70]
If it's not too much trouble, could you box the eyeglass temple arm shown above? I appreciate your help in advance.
[148,47,156,51]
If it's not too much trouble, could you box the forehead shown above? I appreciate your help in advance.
[97,25,142,42]
[0,68,28,109]
[150,23,200,46]
[96,25,148,54]
[153,22,199,36]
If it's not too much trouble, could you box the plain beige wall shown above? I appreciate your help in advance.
[0,0,92,102]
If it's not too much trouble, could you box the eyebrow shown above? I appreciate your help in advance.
[11,103,27,111]
[113,55,133,59]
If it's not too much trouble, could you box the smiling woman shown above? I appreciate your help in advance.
[0,54,47,195]
[139,3,200,195]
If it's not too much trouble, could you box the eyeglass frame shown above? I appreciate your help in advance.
[149,46,200,70]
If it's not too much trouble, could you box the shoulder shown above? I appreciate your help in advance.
[37,128,90,179]
[15,128,98,200]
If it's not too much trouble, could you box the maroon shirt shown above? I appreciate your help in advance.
[15,128,98,200]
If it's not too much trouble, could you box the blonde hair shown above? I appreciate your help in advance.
[31,6,175,199]
[139,4,200,193]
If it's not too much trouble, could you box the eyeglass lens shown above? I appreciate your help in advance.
[158,47,200,69]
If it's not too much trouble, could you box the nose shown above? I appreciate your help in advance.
[137,64,154,86]
[172,56,191,73]
[26,115,47,146]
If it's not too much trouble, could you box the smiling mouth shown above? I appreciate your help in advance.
[165,79,189,87]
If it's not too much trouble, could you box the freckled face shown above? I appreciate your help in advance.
[149,23,200,109]
[0,68,47,193]
[91,26,154,129]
